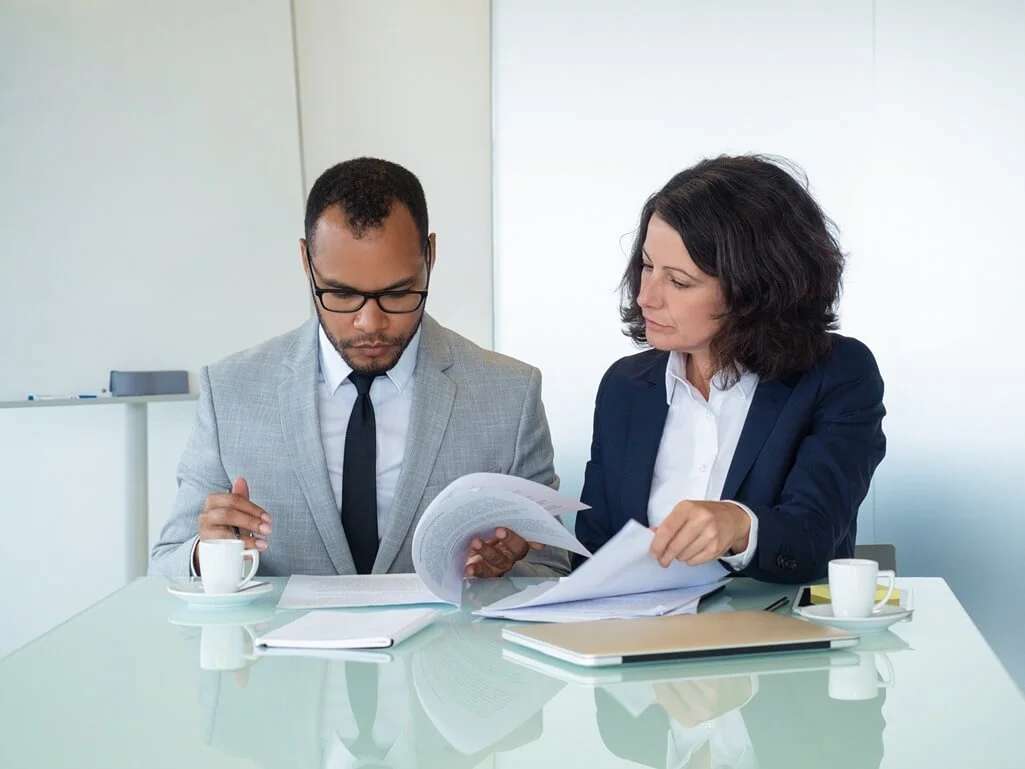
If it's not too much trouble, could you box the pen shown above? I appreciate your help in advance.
[763,596,789,612]
[27,394,101,401]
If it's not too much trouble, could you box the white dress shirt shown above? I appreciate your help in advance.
[646,352,760,568]
[317,324,420,537]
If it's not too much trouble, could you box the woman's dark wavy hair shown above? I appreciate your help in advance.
[621,155,844,384]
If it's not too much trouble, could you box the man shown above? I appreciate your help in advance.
[150,157,569,578]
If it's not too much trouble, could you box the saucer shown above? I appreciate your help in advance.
[796,603,913,633]
[167,580,273,608]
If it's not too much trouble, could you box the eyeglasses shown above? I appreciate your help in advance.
[305,249,431,314]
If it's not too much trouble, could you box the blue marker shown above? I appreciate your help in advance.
[27,394,101,401]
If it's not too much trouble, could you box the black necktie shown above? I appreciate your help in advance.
[345,661,386,762]
[342,372,379,575]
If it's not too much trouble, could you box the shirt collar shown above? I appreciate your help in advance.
[318,324,421,396]
[664,351,759,405]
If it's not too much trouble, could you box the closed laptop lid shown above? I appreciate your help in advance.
[501,611,859,668]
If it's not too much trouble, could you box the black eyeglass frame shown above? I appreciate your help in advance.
[304,244,432,314]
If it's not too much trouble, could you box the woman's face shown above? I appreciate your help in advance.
[636,214,725,355]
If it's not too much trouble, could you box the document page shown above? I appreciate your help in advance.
[431,472,591,517]
[412,489,592,604]
[476,584,715,622]
[411,619,564,755]
[277,574,447,609]
[478,520,728,614]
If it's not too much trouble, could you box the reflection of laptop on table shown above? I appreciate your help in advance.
[502,642,860,686]
[501,610,859,668]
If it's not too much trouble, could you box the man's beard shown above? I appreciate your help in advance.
[318,308,424,376]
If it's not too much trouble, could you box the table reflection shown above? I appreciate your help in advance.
[591,651,889,769]
[170,610,564,769]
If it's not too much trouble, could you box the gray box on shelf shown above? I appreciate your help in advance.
[109,370,189,397]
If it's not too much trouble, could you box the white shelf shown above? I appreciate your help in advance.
[0,391,200,580]
[0,393,198,409]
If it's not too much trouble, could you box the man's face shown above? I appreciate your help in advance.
[302,203,433,375]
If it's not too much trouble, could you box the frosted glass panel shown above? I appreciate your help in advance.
[493,0,1025,687]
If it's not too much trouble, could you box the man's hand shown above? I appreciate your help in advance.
[464,527,543,578]
[194,477,271,573]
[650,500,750,568]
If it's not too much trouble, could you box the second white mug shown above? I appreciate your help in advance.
[828,558,896,618]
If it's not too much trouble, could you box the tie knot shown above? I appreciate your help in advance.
[348,372,377,396]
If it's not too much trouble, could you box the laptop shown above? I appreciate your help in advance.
[501,610,859,668]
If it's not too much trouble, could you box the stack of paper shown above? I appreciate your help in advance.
[475,520,728,622]
[276,473,593,610]
[475,585,719,623]
[277,574,445,610]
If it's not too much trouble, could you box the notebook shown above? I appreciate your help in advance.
[255,607,442,650]
[807,584,902,606]
[501,610,859,667]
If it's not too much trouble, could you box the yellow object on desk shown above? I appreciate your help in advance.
[810,584,901,606]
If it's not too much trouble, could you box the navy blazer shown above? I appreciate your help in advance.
[576,334,886,584]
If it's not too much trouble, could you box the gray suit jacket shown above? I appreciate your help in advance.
[150,314,571,578]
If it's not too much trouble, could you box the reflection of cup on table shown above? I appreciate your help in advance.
[828,558,895,618]
[199,539,260,594]
[200,624,259,671]
[829,652,894,701]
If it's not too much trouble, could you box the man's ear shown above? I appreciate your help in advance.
[299,238,310,276]
[426,232,437,273]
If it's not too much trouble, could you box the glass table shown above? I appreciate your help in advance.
[1,576,1022,768]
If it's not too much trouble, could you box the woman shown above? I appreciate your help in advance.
[576,155,885,584]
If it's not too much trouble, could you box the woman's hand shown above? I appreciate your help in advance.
[650,500,751,567]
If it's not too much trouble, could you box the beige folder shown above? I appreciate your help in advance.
[501,611,859,668]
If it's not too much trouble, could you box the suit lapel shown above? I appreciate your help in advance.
[721,378,794,500]
[620,353,671,527]
[278,318,355,575]
[375,316,455,573]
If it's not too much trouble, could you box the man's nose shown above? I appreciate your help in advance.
[352,298,388,332]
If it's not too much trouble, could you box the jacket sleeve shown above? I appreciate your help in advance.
[742,341,886,583]
[149,365,230,577]
[508,366,572,578]
[573,365,620,569]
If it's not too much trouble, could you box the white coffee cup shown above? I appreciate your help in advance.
[199,624,259,671]
[828,558,896,618]
[829,651,895,701]
[198,539,260,594]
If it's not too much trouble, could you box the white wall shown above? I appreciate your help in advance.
[292,0,494,348]
[864,0,1025,686]
[7,0,1022,695]
[493,0,1025,689]
[0,0,495,658]
[493,0,874,510]
[0,0,309,656]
